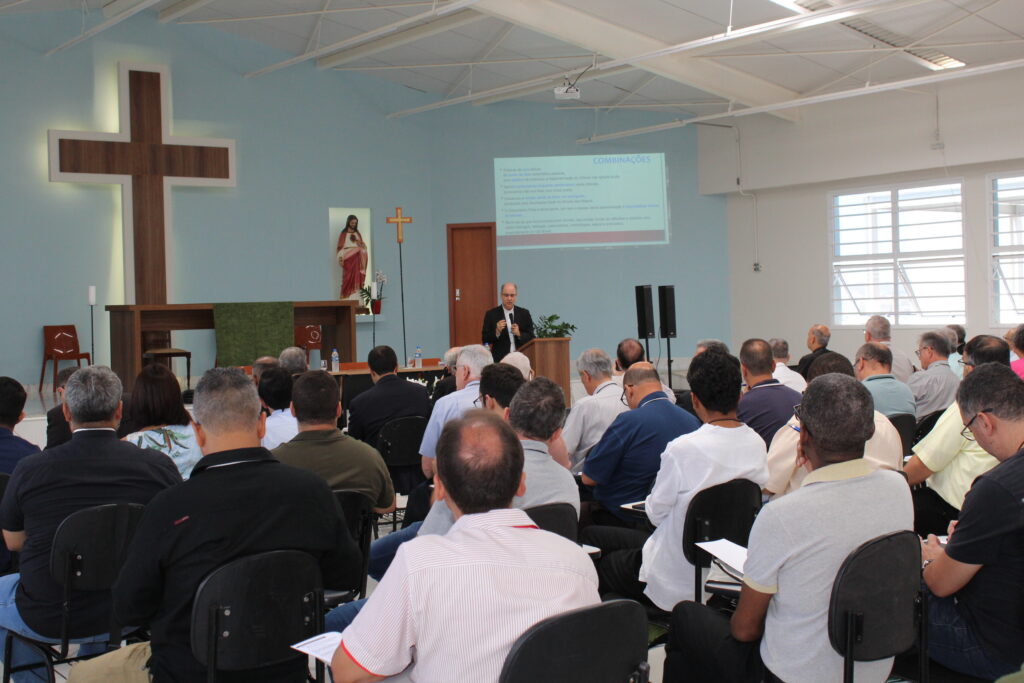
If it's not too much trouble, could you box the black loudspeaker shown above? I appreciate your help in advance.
[635,285,655,339]
[658,285,677,338]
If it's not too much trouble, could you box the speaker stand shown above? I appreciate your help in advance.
[644,338,650,362]
[665,337,673,390]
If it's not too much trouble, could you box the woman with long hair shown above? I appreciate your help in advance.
[123,364,202,478]
[337,214,368,299]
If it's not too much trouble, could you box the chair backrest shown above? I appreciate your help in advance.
[294,325,322,351]
[913,410,944,445]
[828,530,920,662]
[682,479,762,568]
[499,599,649,683]
[190,550,323,673]
[42,325,82,357]
[524,503,578,542]
[378,416,429,468]
[333,489,373,595]
[887,413,917,456]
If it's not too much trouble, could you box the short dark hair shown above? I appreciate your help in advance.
[0,377,28,427]
[55,366,78,391]
[768,338,789,360]
[965,335,1010,368]
[252,357,279,382]
[479,364,526,409]
[367,346,398,376]
[1013,324,1024,355]
[622,364,660,386]
[616,338,645,370]
[958,362,1024,421]
[257,367,293,411]
[801,374,875,459]
[128,364,190,428]
[508,377,565,441]
[807,351,855,380]
[687,350,742,414]
[291,371,340,424]
[436,411,524,514]
[855,342,892,368]
[739,339,774,376]
[920,330,951,358]
[947,324,966,351]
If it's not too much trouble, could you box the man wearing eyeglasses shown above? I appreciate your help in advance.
[920,362,1024,680]
[908,330,959,420]
[905,335,1007,536]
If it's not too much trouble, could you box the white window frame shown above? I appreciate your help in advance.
[987,170,1024,327]
[829,178,966,329]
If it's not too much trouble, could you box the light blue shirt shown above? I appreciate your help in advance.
[861,374,916,418]
[418,380,480,459]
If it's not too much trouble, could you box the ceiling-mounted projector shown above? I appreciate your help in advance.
[554,85,581,100]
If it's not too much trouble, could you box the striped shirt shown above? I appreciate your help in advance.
[339,508,599,681]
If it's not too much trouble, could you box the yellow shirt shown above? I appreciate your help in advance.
[913,401,999,510]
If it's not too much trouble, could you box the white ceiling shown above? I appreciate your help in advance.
[6,0,1024,131]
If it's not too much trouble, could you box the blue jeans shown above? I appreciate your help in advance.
[325,599,366,634]
[0,574,110,682]
[927,591,1016,680]
[368,522,420,581]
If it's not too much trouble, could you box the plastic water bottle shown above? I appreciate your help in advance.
[331,348,340,373]
[414,345,422,369]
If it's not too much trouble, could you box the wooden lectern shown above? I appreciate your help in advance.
[519,338,572,401]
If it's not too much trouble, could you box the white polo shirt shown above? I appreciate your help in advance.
[562,380,628,472]
[338,508,599,681]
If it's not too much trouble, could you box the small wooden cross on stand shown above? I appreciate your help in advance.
[386,207,413,361]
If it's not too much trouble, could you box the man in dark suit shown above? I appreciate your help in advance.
[481,282,535,363]
[44,367,77,450]
[348,345,432,449]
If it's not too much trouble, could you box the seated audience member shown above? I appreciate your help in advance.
[278,345,308,375]
[854,342,916,417]
[0,367,180,678]
[582,349,768,611]
[69,368,361,683]
[563,348,627,473]
[583,363,699,526]
[611,338,677,404]
[251,355,279,383]
[909,330,959,419]
[258,366,298,450]
[0,378,39,574]
[477,363,526,419]
[500,351,534,379]
[419,344,491,479]
[764,352,902,497]
[674,340,731,415]
[330,411,599,683]
[44,366,77,450]
[795,324,830,378]
[273,371,395,514]
[947,324,966,379]
[347,345,431,449]
[430,346,460,404]
[864,314,917,382]
[906,335,1007,535]
[1008,324,1024,380]
[920,362,1024,680]
[768,338,806,392]
[123,364,203,479]
[737,339,802,448]
[665,373,913,683]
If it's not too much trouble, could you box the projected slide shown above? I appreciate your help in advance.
[494,153,669,250]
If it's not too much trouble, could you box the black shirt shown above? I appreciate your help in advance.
[945,450,1024,667]
[795,346,829,378]
[347,373,432,449]
[0,430,181,637]
[113,447,362,683]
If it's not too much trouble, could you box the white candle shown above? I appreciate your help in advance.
[88,285,96,306]
[371,282,377,299]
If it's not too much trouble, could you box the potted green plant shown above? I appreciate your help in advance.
[535,314,577,338]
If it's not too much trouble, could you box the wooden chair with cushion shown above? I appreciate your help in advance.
[142,331,192,390]
[39,325,91,394]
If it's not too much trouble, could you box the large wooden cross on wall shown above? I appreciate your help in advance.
[48,63,235,305]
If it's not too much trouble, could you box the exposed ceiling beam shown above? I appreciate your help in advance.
[445,23,513,97]
[0,0,34,9]
[705,39,1024,58]
[305,0,333,54]
[179,2,440,24]
[159,0,218,23]
[578,55,1024,144]
[103,0,147,17]
[603,74,657,111]
[315,9,485,70]
[46,0,162,55]
[472,62,633,106]
[333,55,594,70]
[245,0,483,78]
[556,101,728,110]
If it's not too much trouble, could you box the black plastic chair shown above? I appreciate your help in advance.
[913,410,944,446]
[524,503,578,542]
[378,416,429,530]
[324,490,373,607]
[0,474,16,576]
[2,503,144,683]
[682,479,762,605]
[887,413,917,456]
[190,550,325,683]
[828,530,927,683]
[499,599,650,683]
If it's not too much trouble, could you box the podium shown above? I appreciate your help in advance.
[519,338,572,402]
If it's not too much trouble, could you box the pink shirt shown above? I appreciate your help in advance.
[1012,358,1024,380]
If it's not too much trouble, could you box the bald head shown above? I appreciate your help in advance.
[807,324,831,351]
[622,361,662,409]
[615,338,645,372]
[500,282,518,310]
[436,410,524,515]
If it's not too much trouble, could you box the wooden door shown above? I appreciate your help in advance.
[447,223,497,347]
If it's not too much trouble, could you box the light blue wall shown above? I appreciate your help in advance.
[1,10,728,388]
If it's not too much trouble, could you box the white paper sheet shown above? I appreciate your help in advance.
[696,539,748,574]
[292,631,343,664]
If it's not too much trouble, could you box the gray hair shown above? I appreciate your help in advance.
[768,338,789,360]
[920,330,952,358]
[501,352,532,379]
[443,346,462,369]
[577,348,613,379]
[801,373,875,455]
[696,339,730,355]
[500,282,518,294]
[864,315,891,341]
[457,344,493,378]
[278,346,307,374]
[811,325,831,347]
[193,368,261,434]
[958,362,1024,421]
[508,377,565,441]
[855,342,892,368]
[63,366,122,423]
